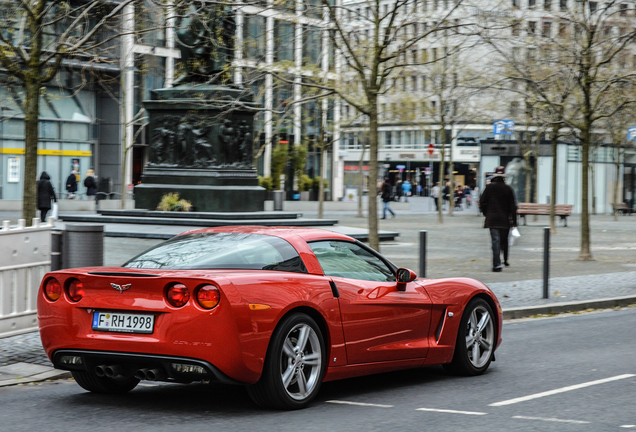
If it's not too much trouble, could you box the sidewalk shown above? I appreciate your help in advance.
[1,200,634,386]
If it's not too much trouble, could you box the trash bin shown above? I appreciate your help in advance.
[273,190,284,211]
[62,224,104,269]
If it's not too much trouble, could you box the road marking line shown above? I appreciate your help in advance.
[513,416,590,424]
[326,400,393,408]
[489,374,636,407]
[416,408,487,416]
[620,426,636,429]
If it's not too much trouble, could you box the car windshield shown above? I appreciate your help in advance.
[123,232,307,273]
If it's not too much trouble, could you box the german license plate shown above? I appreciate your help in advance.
[92,311,154,334]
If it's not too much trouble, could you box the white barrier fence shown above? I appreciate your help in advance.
[0,218,53,338]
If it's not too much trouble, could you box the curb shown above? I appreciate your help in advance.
[0,369,71,387]
[502,295,636,320]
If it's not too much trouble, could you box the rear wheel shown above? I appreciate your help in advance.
[444,298,496,376]
[71,370,139,394]
[247,313,325,409]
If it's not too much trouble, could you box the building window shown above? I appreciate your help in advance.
[544,0,551,10]
[527,48,536,61]
[620,4,628,16]
[528,21,536,35]
[421,75,427,91]
[303,25,321,65]
[542,21,552,37]
[510,101,519,117]
[243,15,266,61]
[512,0,520,8]
[386,131,392,148]
[412,76,417,91]
[559,22,568,37]
[529,0,536,8]
[512,23,520,36]
[560,0,567,11]
[274,20,295,62]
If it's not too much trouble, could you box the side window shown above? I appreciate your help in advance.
[309,241,396,282]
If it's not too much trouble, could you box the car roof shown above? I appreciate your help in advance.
[177,226,356,243]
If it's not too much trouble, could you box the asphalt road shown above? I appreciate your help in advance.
[1,308,634,431]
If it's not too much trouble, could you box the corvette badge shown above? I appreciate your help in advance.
[111,283,131,294]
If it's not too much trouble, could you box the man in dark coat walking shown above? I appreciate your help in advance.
[66,170,78,198]
[479,166,517,272]
[37,171,57,221]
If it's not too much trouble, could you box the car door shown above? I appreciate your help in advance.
[309,240,432,364]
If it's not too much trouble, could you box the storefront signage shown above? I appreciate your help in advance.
[8,157,20,183]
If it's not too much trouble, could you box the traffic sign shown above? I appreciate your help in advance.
[493,120,514,135]
[396,165,406,169]
[628,127,636,141]
[428,143,435,155]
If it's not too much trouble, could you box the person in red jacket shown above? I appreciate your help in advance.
[479,166,517,272]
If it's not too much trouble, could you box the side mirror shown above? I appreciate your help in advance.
[396,268,417,291]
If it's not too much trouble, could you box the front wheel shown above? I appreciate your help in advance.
[444,298,496,376]
[247,313,325,409]
[71,370,139,394]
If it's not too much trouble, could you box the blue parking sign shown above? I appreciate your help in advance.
[628,127,636,141]
[493,120,514,135]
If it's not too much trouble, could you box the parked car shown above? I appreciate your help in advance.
[38,226,502,409]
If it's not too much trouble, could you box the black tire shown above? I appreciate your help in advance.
[444,298,496,376]
[71,370,139,394]
[247,312,326,410]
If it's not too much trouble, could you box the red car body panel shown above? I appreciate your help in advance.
[38,226,502,385]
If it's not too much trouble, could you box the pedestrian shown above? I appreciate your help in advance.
[479,166,518,272]
[84,169,97,199]
[442,182,451,210]
[416,182,422,196]
[431,182,440,211]
[381,178,396,219]
[65,170,77,199]
[463,185,472,207]
[37,171,57,221]
[454,185,464,210]
[402,179,412,202]
[395,180,403,202]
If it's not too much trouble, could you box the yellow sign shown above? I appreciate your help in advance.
[0,148,92,157]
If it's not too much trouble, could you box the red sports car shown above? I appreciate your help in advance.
[38,226,502,409]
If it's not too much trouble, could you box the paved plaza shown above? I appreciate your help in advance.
[1,198,635,383]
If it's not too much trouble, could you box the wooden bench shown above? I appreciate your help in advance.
[517,203,574,226]
[612,203,633,215]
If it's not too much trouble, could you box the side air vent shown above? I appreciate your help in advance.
[88,272,160,277]
[436,309,447,342]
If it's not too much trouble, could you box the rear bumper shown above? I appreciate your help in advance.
[52,349,244,385]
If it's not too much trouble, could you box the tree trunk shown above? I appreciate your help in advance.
[367,106,380,251]
[550,126,558,234]
[437,149,445,224]
[357,144,366,218]
[578,125,593,260]
[614,147,621,221]
[23,80,41,226]
[448,136,454,217]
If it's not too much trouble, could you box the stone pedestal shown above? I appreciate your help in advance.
[135,84,264,212]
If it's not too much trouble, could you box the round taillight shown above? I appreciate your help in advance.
[196,285,220,309]
[166,284,190,307]
[44,278,62,301]
[67,279,84,302]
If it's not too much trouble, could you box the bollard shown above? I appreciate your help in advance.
[273,190,284,211]
[51,230,63,271]
[543,226,550,299]
[419,230,427,278]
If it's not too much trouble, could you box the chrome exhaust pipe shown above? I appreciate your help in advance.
[145,368,166,381]
[94,365,107,377]
[103,365,122,378]
[134,369,149,380]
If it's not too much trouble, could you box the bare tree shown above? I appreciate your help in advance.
[0,0,135,224]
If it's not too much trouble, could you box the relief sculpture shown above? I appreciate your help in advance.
[149,115,253,169]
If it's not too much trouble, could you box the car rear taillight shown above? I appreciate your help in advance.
[44,278,62,301]
[166,283,190,307]
[67,279,84,302]
[196,285,220,309]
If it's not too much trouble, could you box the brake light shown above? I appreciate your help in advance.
[196,285,220,309]
[67,279,84,302]
[166,284,189,307]
[44,278,62,301]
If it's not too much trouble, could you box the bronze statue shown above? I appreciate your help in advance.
[174,2,236,84]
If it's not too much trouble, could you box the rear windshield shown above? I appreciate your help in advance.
[123,232,307,273]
